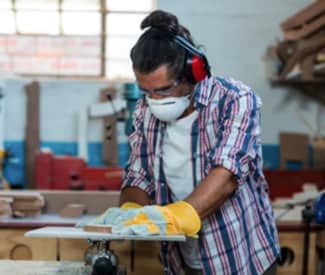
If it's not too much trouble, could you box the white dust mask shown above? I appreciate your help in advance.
[146,95,191,122]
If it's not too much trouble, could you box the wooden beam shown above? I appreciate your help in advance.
[24,81,40,189]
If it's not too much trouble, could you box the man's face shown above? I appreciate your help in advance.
[134,65,190,99]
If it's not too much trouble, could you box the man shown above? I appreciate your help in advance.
[100,10,280,275]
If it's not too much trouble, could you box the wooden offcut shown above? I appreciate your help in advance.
[59,203,86,218]
[83,224,112,233]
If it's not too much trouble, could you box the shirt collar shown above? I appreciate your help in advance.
[193,76,213,109]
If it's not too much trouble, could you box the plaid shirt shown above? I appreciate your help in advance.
[122,76,280,275]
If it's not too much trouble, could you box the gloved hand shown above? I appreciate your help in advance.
[78,201,201,237]
[164,201,201,236]
[123,201,201,236]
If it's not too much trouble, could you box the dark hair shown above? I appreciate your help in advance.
[130,10,196,80]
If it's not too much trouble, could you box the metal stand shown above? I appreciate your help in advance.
[85,240,127,275]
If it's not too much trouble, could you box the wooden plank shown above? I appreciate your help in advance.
[25,226,186,242]
[284,15,325,40]
[280,1,325,31]
[24,81,40,189]
[100,87,119,166]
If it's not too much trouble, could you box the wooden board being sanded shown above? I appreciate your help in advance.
[25,226,186,242]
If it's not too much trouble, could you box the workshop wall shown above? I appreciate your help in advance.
[2,77,130,186]
[2,0,324,187]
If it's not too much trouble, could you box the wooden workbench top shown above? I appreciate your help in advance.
[0,260,91,275]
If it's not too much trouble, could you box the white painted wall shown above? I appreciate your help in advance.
[158,0,324,143]
[4,77,112,142]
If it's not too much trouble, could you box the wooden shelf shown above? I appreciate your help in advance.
[270,77,325,105]
[270,78,325,86]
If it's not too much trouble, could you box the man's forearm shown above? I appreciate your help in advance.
[185,166,237,219]
[119,186,150,206]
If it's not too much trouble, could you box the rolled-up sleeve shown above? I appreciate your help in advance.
[208,91,262,184]
[121,99,156,199]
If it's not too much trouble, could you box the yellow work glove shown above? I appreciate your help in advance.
[164,201,201,236]
[123,201,201,236]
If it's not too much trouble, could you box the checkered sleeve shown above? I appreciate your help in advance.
[208,90,262,184]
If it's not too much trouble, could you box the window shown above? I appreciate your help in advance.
[0,0,155,79]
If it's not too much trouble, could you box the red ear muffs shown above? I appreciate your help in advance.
[191,55,208,83]
[173,34,211,84]
[149,29,211,84]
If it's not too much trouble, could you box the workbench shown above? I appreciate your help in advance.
[0,214,164,275]
[0,207,324,275]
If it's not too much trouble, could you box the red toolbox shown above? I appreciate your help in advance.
[52,156,86,190]
[35,152,122,191]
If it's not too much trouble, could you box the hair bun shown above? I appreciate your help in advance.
[141,10,179,33]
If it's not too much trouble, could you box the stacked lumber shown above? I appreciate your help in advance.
[267,1,325,81]
[0,191,45,217]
